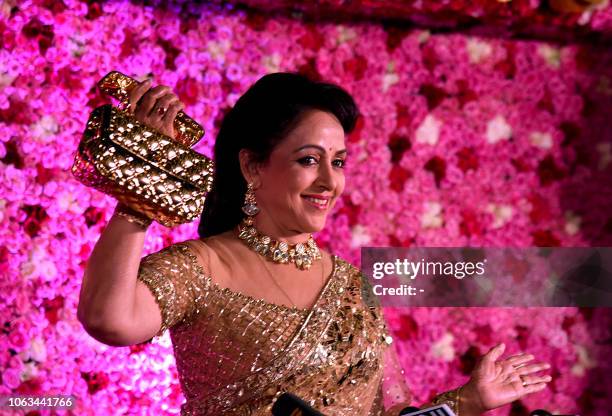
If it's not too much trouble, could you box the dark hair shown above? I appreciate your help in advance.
[197,72,359,238]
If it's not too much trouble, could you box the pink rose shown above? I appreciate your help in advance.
[8,328,28,351]
[2,368,21,389]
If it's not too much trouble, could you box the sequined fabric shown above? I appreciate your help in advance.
[137,243,412,415]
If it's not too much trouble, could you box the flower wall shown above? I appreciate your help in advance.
[1,0,611,414]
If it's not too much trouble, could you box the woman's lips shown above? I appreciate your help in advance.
[302,196,329,210]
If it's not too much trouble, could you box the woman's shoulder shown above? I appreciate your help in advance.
[326,252,360,273]
[176,232,240,285]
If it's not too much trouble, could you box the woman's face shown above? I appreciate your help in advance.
[243,109,347,240]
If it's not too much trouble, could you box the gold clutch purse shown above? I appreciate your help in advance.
[71,71,214,227]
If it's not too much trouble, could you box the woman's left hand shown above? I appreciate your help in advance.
[462,343,552,413]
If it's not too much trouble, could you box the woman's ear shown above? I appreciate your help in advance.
[238,149,262,187]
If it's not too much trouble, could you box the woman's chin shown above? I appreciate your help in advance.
[303,219,327,234]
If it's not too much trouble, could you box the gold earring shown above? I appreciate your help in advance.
[242,182,260,217]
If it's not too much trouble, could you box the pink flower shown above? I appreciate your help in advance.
[8,328,28,351]
[2,368,22,389]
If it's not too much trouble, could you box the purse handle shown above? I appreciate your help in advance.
[97,71,205,148]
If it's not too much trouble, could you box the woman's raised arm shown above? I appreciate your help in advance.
[77,205,161,346]
[76,78,185,346]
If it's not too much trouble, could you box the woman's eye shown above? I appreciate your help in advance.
[298,156,318,166]
[298,156,346,168]
[333,159,346,168]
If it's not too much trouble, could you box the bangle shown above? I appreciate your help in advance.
[113,204,152,229]
[432,385,461,416]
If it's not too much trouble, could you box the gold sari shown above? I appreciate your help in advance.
[137,242,412,415]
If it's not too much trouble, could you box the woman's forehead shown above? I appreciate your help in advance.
[279,110,346,152]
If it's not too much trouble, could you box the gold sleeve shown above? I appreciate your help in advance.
[136,243,208,337]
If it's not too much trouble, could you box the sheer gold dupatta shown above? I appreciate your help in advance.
[228,257,391,415]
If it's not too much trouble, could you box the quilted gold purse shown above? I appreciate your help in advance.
[71,71,214,227]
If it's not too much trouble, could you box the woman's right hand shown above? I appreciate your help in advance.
[127,79,185,140]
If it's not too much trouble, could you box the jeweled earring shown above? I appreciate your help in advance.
[241,182,260,217]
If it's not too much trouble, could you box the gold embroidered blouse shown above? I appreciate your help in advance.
[136,242,412,415]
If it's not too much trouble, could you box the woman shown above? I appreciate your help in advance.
[77,73,552,415]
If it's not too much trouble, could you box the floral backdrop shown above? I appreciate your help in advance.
[1,0,611,415]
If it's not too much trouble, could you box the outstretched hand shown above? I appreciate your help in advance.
[463,343,552,413]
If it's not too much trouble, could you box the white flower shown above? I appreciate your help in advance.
[382,73,399,92]
[350,225,371,248]
[58,189,81,213]
[466,38,492,64]
[29,337,47,363]
[421,201,443,229]
[262,53,281,73]
[337,26,357,43]
[383,61,399,92]
[538,45,561,69]
[68,33,87,58]
[431,332,455,362]
[39,259,58,281]
[153,331,172,348]
[21,361,39,381]
[486,203,514,229]
[416,114,441,145]
[206,40,230,61]
[31,115,59,142]
[418,30,430,44]
[529,132,553,149]
[21,242,57,281]
[571,344,596,377]
[564,211,581,236]
[486,115,512,144]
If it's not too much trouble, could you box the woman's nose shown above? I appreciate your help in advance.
[317,160,337,190]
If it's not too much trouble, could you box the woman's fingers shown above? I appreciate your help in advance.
[522,382,548,394]
[162,101,184,124]
[128,79,151,114]
[149,93,179,118]
[515,362,550,376]
[161,101,184,139]
[123,79,185,140]
[134,85,170,119]
[505,353,534,367]
[520,374,552,385]
[482,343,506,365]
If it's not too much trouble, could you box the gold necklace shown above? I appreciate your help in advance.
[236,216,322,270]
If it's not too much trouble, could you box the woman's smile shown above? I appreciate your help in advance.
[302,194,331,210]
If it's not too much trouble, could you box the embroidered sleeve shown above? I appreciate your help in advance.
[136,243,209,337]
